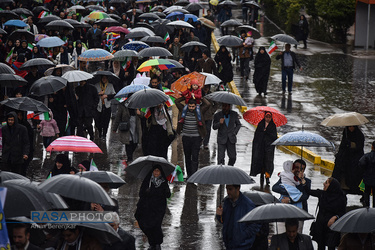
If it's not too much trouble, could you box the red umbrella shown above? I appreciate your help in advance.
[243,106,287,127]
[103,26,130,34]
[46,136,103,153]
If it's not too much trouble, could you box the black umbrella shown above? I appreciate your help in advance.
[221,19,242,28]
[166,20,194,29]
[126,27,154,39]
[239,203,314,223]
[32,6,49,15]
[126,9,143,15]
[0,10,19,20]
[13,8,34,17]
[90,71,120,85]
[168,59,184,69]
[110,0,127,3]
[187,165,255,185]
[63,222,121,244]
[330,207,375,233]
[0,171,28,183]
[78,22,92,29]
[95,18,120,28]
[64,19,81,28]
[126,155,175,179]
[138,47,172,57]
[125,88,169,109]
[134,23,155,32]
[108,13,121,20]
[0,28,7,35]
[0,74,28,87]
[217,35,243,47]
[85,5,106,11]
[243,1,261,8]
[29,76,67,96]
[139,12,161,20]
[4,179,69,210]
[8,30,35,43]
[151,19,173,37]
[38,174,116,206]
[184,3,204,12]
[180,41,207,52]
[0,0,14,4]
[38,15,61,24]
[151,5,167,11]
[271,34,299,45]
[46,20,74,30]
[0,63,15,74]
[175,0,190,6]
[153,12,166,18]
[77,171,126,189]
[243,191,279,206]
[218,0,237,7]
[20,58,55,71]
[236,25,261,39]
[0,97,49,112]
[204,91,247,106]
[140,36,166,44]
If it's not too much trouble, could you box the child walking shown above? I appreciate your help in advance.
[37,111,60,149]
[178,78,203,126]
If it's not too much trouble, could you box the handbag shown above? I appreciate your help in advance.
[119,121,130,131]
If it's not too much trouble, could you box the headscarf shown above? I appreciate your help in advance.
[113,61,121,76]
[59,46,69,65]
[279,160,300,186]
[149,165,166,188]
[51,154,72,176]
[154,105,168,129]
[75,40,83,56]
[67,41,74,54]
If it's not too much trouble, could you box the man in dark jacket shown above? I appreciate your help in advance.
[275,43,302,95]
[75,80,99,140]
[216,185,260,249]
[195,50,217,75]
[104,212,136,250]
[1,111,30,175]
[358,140,375,207]
[86,23,103,49]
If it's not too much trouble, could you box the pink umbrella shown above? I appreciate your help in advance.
[35,34,49,42]
[46,136,103,153]
[103,26,130,34]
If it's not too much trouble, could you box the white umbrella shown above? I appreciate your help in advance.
[201,72,221,85]
[166,20,194,29]
[62,70,93,82]
[130,73,150,86]
[321,112,369,127]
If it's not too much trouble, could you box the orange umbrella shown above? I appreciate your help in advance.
[171,72,205,99]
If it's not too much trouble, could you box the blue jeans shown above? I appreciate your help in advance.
[281,67,294,92]
[181,104,202,121]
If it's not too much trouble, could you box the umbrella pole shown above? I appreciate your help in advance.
[219,184,223,205]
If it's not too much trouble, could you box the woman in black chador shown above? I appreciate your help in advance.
[214,45,233,84]
[253,47,271,96]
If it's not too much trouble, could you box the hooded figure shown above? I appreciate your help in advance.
[134,165,171,250]
[253,46,271,96]
[1,111,30,175]
[49,154,77,177]
[214,45,233,84]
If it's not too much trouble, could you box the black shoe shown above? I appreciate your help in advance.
[266,178,270,185]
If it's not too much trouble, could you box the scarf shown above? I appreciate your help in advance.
[150,174,165,188]
[154,106,167,129]
[113,63,121,76]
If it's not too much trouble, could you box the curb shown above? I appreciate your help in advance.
[211,32,333,173]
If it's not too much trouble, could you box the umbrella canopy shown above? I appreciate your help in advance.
[37,36,65,48]
[134,22,155,31]
[243,106,287,127]
[115,84,150,98]
[126,9,143,15]
[109,14,121,20]
[112,50,139,61]
[271,34,299,45]
[138,47,172,57]
[218,0,237,6]
[151,5,167,11]
[166,11,185,20]
[123,41,150,51]
[4,19,27,28]
[126,155,175,179]
[238,203,314,223]
[4,179,69,210]
[272,130,333,147]
[236,25,261,39]
[166,20,194,29]
[0,10,19,20]
[180,41,207,52]
[95,18,120,27]
[243,1,261,8]
[0,74,28,87]
[125,88,169,109]
[62,70,94,83]
[104,26,130,34]
[46,135,103,153]
[137,58,175,72]
[171,72,206,98]
[139,12,160,20]
[86,5,106,12]
[198,17,216,29]
[79,49,114,62]
[126,27,155,39]
[204,91,247,106]
[63,222,121,244]
[243,191,280,206]
[187,164,255,185]
[64,19,82,28]
[151,18,173,36]
[8,30,34,43]
[184,14,198,22]
[221,19,243,27]
[37,15,61,24]
[20,58,55,71]
[168,59,184,69]
[330,207,375,233]
[68,5,86,11]
[0,28,7,35]
[185,3,204,12]
[0,97,49,112]
[130,74,150,86]
[32,6,49,15]
[34,34,49,42]
[88,11,110,20]
[45,20,74,30]
[0,171,28,183]
[29,76,67,96]
[90,71,120,85]
[321,112,369,127]
[45,64,75,76]
[140,36,166,44]
[39,174,115,206]
[201,72,222,85]
[77,171,126,189]
[164,6,184,14]
[0,63,15,74]
[175,0,190,6]
[217,35,243,47]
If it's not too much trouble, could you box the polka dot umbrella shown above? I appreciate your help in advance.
[243,106,287,127]
[78,49,114,62]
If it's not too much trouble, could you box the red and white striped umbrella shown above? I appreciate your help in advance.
[243,106,287,127]
[46,136,103,153]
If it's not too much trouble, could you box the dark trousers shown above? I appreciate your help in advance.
[217,140,236,166]
[2,162,24,176]
[95,106,111,138]
[43,136,53,149]
[240,57,250,78]
[77,116,94,140]
[281,67,294,92]
[141,225,163,246]
[182,136,202,178]
[364,184,375,207]
[203,119,212,147]
[125,141,137,162]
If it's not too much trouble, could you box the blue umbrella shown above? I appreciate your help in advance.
[115,84,150,99]
[166,12,185,21]
[184,14,198,22]
[4,19,27,28]
[37,36,65,48]
[122,41,149,51]
[78,49,114,62]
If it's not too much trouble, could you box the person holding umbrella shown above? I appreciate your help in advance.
[134,165,171,250]
[214,45,233,85]
[358,140,375,207]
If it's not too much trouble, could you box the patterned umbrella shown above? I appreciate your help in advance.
[78,49,114,62]
[88,11,110,20]
[171,72,205,98]
[37,36,65,48]
[104,26,130,34]
[243,106,287,127]
[272,130,333,147]
[115,84,150,98]
[122,41,150,51]
[137,59,175,72]
[34,34,49,42]
[46,135,103,153]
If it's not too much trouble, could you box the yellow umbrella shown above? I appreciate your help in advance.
[210,0,219,6]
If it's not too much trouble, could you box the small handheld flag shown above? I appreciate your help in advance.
[164,32,170,42]
[267,41,278,55]
[167,165,184,183]
[90,159,99,171]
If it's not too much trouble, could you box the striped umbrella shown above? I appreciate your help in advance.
[78,49,114,62]
[46,136,103,153]
[137,59,175,72]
